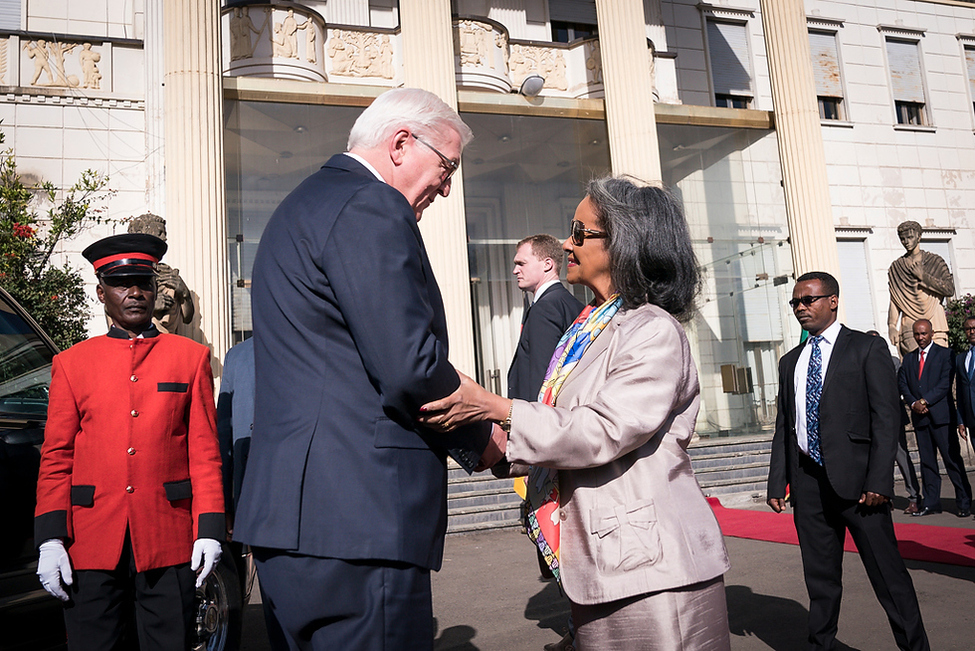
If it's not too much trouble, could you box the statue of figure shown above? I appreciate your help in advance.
[328,31,353,75]
[378,35,393,79]
[887,220,954,357]
[304,19,317,63]
[24,40,54,85]
[78,43,101,89]
[230,7,266,60]
[283,9,300,59]
[127,214,195,334]
[272,23,291,58]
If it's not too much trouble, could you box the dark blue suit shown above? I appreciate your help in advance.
[507,283,583,401]
[899,344,971,512]
[956,349,975,430]
[768,326,928,650]
[234,154,488,649]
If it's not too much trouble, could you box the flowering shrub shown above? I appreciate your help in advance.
[0,129,113,350]
[944,293,975,353]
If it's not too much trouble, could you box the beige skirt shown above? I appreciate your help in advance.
[571,576,730,651]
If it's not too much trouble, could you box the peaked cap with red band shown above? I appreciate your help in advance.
[82,233,168,277]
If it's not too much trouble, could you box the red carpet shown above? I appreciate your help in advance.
[708,497,975,567]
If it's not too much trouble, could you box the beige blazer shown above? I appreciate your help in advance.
[506,303,730,606]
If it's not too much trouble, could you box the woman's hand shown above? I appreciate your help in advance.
[418,371,511,432]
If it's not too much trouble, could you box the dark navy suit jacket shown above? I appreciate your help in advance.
[898,343,954,428]
[507,283,583,401]
[955,349,975,428]
[768,326,899,502]
[234,154,487,571]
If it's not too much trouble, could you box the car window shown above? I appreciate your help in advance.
[0,297,54,422]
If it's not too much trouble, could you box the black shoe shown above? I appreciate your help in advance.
[957,510,971,518]
[913,507,942,516]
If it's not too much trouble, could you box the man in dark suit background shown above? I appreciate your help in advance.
[233,88,496,650]
[900,318,972,517]
[507,233,583,402]
[767,271,928,651]
[954,316,975,514]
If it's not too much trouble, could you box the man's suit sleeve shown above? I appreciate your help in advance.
[187,347,226,540]
[216,349,236,513]
[922,348,952,407]
[767,356,790,500]
[957,356,971,426]
[863,336,900,496]
[897,356,917,406]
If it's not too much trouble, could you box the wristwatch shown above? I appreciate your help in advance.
[500,403,513,433]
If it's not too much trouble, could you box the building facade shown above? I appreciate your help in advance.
[3,0,974,438]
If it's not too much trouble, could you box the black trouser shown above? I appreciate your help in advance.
[63,532,195,651]
[254,547,433,651]
[914,423,972,512]
[793,455,929,651]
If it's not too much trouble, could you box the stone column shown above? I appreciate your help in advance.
[162,0,231,369]
[595,0,662,182]
[144,0,165,215]
[644,0,668,51]
[759,0,841,281]
[400,0,477,376]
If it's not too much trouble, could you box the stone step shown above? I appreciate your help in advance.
[446,502,523,533]
[693,460,770,480]
[448,486,522,511]
[689,451,771,469]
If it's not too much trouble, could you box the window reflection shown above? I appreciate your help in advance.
[460,112,610,396]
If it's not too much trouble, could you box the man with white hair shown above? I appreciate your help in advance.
[234,88,497,650]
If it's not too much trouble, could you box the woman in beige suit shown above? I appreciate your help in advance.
[420,176,730,650]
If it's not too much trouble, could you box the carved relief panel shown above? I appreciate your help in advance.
[325,29,397,81]
[223,4,327,83]
[18,39,105,90]
[453,18,511,93]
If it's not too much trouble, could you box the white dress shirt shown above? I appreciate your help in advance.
[794,320,843,457]
[529,279,560,304]
[344,152,386,183]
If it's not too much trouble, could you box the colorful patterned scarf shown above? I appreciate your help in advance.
[520,293,622,585]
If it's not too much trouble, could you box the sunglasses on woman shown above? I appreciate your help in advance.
[570,219,607,246]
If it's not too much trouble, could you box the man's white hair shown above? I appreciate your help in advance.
[347,88,474,151]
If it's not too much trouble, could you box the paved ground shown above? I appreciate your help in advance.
[241,474,975,650]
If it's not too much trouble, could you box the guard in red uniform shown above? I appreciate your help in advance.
[34,233,225,651]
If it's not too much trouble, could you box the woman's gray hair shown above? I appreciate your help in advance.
[347,88,474,151]
[586,176,700,321]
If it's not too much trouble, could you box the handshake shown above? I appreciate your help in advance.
[418,370,515,474]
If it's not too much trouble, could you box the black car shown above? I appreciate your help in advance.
[0,286,250,650]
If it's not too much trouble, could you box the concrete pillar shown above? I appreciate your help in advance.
[595,0,662,182]
[759,0,841,281]
[644,0,668,51]
[162,0,231,369]
[400,0,477,376]
[144,0,164,216]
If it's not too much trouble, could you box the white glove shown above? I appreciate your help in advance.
[191,538,223,588]
[37,539,73,602]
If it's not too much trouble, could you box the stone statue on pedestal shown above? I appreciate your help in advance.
[887,220,954,357]
[127,214,195,334]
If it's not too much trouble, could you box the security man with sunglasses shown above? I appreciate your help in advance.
[767,271,928,651]
[34,233,225,651]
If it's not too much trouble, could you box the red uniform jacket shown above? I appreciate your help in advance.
[35,328,224,572]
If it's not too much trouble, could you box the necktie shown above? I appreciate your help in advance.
[968,351,974,380]
[918,350,925,380]
[806,335,824,465]
[521,293,532,328]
